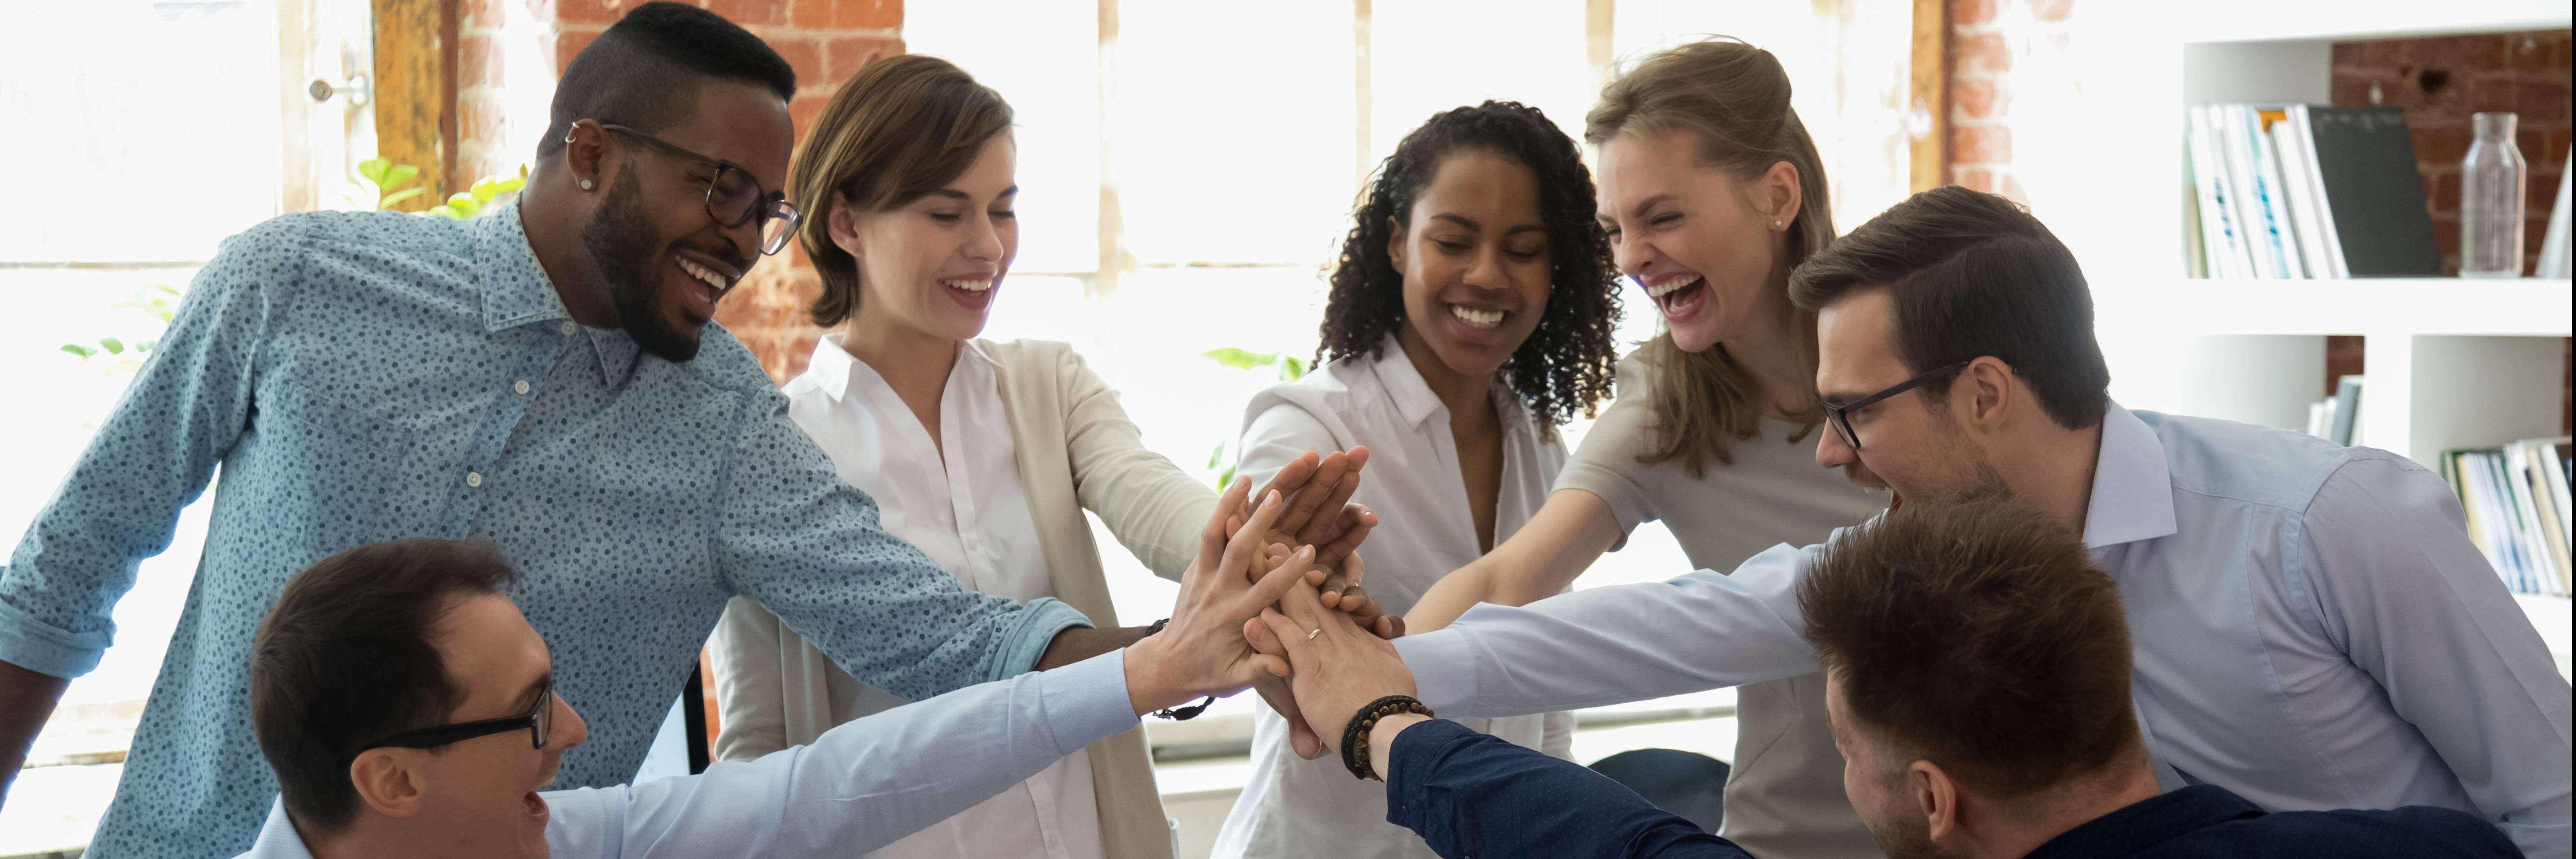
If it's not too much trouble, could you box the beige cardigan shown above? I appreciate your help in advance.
[708,339,1214,859]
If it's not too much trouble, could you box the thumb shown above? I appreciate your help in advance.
[1255,608,1311,664]
[1244,545,1313,611]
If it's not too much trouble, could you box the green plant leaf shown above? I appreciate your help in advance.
[1279,356,1307,381]
[1206,443,1224,470]
[377,187,429,208]
[442,193,482,219]
[60,344,94,358]
[383,164,420,189]
[470,176,527,204]
[1216,464,1237,491]
[1202,347,1281,370]
[99,337,124,354]
[357,157,393,187]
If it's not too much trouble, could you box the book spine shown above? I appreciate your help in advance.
[2288,106,2352,278]
[2269,117,2333,279]
[2186,107,2239,278]
[2219,106,2280,278]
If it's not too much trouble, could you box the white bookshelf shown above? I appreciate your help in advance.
[2067,2,2573,640]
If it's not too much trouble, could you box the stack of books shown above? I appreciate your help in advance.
[2442,437,2575,597]
[2185,104,2442,279]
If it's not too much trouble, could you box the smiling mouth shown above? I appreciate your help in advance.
[941,277,996,293]
[676,257,732,292]
[1644,274,1706,313]
[1449,304,1505,330]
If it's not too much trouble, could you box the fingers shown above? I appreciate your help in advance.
[1274,449,1350,536]
[1200,475,1250,561]
[1375,615,1406,640]
[1312,508,1375,575]
[1217,490,1288,583]
[1338,586,1386,629]
[1249,452,1320,521]
[1272,577,1329,628]
[1244,616,1286,663]
[1294,471,1364,547]
[1241,545,1313,615]
[1255,608,1313,664]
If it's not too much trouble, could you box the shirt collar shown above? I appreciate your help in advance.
[2024,784,2264,859]
[236,797,319,859]
[2081,402,2180,549]
[1366,332,1526,433]
[806,334,989,405]
[475,200,642,387]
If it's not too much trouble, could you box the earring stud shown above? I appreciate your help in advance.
[1772,219,1783,229]
[580,179,594,191]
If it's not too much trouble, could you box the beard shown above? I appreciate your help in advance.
[1868,811,1955,859]
[1918,399,2014,505]
[581,163,704,364]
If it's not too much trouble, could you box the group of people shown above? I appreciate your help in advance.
[0,3,2565,859]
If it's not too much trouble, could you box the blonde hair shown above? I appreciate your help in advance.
[791,55,1012,327]
[1585,38,1833,477]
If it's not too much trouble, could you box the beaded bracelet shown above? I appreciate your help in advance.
[1341,694,1434,780]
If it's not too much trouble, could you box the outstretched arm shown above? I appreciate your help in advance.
[1401,488,1624,633]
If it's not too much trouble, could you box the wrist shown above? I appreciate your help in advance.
[1120,631,1187,716]
[1369,713,1433,780]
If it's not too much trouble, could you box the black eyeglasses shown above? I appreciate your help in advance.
[363,681,554,753]
[596,122,802,256]
[1820,360,1972,452]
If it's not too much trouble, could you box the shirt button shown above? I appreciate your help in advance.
[466,472,484,488]
[559,321,577,335]
[513,380,531,395]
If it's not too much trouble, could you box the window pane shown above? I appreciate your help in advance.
[1368,0,1594,159]
[1611,0,1912,233]
[905,0,1103,275]
[0,1,284,263]
[1112,1,1358,266]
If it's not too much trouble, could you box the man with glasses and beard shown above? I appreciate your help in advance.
[1380,187,2571,857]
[0,4,1367,858]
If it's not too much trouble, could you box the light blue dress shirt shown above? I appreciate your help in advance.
[0,203,1089,859]
[228,650,1138,859]
[1395,405,2573,858]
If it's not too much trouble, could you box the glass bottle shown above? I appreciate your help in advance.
[2460,111,2527,278]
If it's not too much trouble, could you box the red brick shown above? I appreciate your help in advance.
[460,97,511,153]
[1955,32,2009,77]
[2507,31,2564,73]
[791,93,831,143]
[2466,77,2520,112]
[2406,36,2468,70]
[2357,38,2408,69]
[1996,173,2030,205]
[459,33,500,90]
[832,0,901,30]
[1954,123,2011,165]
[2460,35,2507,70]
[706,0,790,26]
[771,37,823,91]
[462,0,507,29]
[1956,167,1995,193]
[790,0,830,28]
[2025,0,2073,23]
[1954,78,2000,119]
[554,28,599,76]
[1953,0,1998,27]
[2518,82,2571,121]
[825,36,904,83]
[2551,128,2573,159]
[2432,214,2461,258]
[2431,172,2462,215]
[554,0,628,25]
[2416,126,2474,164]
[2330,75,2377,106]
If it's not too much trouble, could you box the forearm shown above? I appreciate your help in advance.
[1034,624,1152,671]
[1409,490,1621,632]
[1382,717,1750,858]
[0,658,70,806]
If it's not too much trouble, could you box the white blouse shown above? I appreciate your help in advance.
[735,334,1102,859]
[1212,337,1578,859]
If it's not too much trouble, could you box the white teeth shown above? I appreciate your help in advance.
[677,259,724,290]
[942,279,995,292]
[1645,275,1703,299]
[1448,305,1503,329]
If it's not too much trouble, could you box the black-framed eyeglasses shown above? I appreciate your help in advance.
[362,681,553,753]
[1820,360,1972,452]
[596,122,802,256]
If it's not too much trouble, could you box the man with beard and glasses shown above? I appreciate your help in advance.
[0,4,1370,858]
[1245,496,2520,859]
[1377,186,2571,857]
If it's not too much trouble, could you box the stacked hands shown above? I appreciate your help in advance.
[1121,447,1418,761]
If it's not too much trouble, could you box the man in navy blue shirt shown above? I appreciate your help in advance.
[1252,494,2522,859]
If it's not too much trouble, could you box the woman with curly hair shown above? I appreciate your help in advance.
[1210,100,1622,859]
[1398,39,1889,859]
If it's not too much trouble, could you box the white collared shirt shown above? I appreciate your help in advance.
[771,334,1099,859]
[1213,339,1577,859]
[228,652,1138,859]
[1394,404,2574,858]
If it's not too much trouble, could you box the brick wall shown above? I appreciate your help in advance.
[2331,31,2572,276]
[456,0,902,384]
[1947,0,2073,203]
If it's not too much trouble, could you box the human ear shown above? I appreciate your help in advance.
[827,194,866,262]
[562,120,609,195]
[347,749,428,820]
[1964,356,2015,432]
[1760,160,1802,230]
[1911,759,1959,842]
[1385,215,1408,272]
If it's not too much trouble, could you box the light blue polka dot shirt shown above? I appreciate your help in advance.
[0,202,1090,859]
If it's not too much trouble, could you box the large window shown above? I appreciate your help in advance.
[905,0,1912,757]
